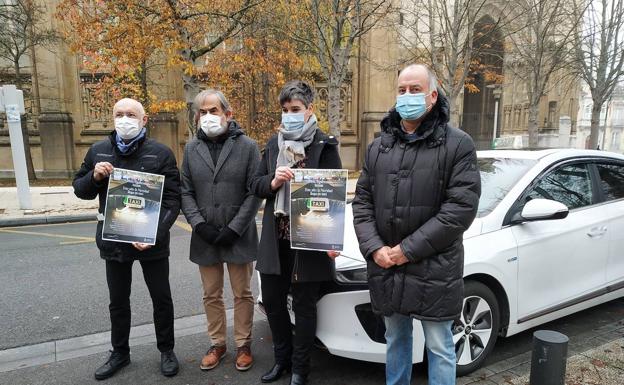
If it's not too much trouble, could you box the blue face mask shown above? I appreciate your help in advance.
[396,92,429,121]
[281,112,306,131]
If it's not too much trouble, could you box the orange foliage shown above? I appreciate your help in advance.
[55,0,258,114]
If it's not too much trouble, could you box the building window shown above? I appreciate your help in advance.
[548,101,558,128]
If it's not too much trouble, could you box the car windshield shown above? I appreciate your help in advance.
[477,157,537,217]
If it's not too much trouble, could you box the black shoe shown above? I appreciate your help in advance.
[290,373,307,385]
[160,350,179,377]
[94,350,130,380]
[260,363,291,383]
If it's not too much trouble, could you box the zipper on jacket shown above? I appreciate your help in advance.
[391,145,408,245]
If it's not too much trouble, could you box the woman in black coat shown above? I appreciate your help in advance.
[250,80,342,385]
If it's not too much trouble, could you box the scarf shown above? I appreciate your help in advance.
[116,127,146,153]
[274,114,318,217]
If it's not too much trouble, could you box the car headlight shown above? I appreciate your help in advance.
[335,268,368,284]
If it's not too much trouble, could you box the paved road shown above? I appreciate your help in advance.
[1,220,624,384]
[0,219,259,350]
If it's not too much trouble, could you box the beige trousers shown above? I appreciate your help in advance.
[198,262,254,348]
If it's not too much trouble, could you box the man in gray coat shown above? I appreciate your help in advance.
[181,89,261,372]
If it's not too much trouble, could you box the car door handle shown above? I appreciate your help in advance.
[587,226,608,238]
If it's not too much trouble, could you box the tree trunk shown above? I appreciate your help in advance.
[447,92,461,127]
[588,102,602,150]
[527,103,540,149]
[14,61,36,181]
[326,82,341,142]
[139,61,149,110]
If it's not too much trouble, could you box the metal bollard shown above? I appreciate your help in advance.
[529,330,569,385]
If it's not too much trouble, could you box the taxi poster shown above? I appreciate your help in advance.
[289,168,348,252]
[101,168,164,245]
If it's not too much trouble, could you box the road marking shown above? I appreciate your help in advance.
[59,239,95,245]
[0,228,93,242]
[174,220,192,232]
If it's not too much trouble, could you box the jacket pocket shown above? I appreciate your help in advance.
[138,155,159,173]
[367,260,394,315]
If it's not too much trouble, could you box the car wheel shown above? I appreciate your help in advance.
[453,280,500,376]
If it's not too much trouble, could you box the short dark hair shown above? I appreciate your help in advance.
[279,80,315,108]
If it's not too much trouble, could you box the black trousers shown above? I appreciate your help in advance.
[260,240,322,376]
[105,258,175,355]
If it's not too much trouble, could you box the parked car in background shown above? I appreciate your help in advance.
[259,149,624,375]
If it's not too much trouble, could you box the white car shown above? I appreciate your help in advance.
[258,149,624,376]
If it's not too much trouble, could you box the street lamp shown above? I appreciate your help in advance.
[487,84,503,149]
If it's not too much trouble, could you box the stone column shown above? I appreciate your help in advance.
[559,116,571,148]
[149,113,180,162]
[38,112,75,178]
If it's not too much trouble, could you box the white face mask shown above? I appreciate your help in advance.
[200,113,227,137]
[114,116,142,140]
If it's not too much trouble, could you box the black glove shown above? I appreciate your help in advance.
[214,227,239,246]
[195,222,220,244]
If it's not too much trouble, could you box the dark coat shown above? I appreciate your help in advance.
[250,129,342,282]
[181,121,262,266]
[73,132,181,262]
[352,92,481,321]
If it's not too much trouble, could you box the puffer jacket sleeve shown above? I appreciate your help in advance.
[399,134,481,262]
[156,147,181,242]
[73,146,104,201]
[352,142,386,260]
[227,140,262,235]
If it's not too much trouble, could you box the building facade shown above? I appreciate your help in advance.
[0,0,590,178]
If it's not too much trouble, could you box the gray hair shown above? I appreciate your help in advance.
[279,80,315,108]
[193,89,232,113]
[399,64,438,91]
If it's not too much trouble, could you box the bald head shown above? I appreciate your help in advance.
[398,64,438,93]
[113,98,145,118]
[113,98,147,128]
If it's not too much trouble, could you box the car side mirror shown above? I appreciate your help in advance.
[511,198,569,224]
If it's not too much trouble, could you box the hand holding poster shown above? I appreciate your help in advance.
[102,168,165,245]
[289,169,348,251]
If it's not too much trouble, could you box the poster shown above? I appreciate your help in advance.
[101,168,165,245]
[289,168,348,252]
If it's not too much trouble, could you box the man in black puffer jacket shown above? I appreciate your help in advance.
[353,64,481,385]
[73,98,181,381]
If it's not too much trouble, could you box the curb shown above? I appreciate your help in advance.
[0,213,97,228]
[0,308,266,373]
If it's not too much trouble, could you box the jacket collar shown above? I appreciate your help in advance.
[108,130,147,156]
[194,120,245,176]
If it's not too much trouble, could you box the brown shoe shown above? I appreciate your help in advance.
[200,345,226,370]
[235,345,254,371]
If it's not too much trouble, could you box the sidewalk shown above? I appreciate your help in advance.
[1,318,622,385]
[0,178,358,227]
[0,186,98,226]
[459,318,624,385]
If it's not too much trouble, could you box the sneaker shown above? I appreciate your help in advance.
[200,345,226,370]
[235,345,253,371]
[94,350,130,380]
[160,350,179,377]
